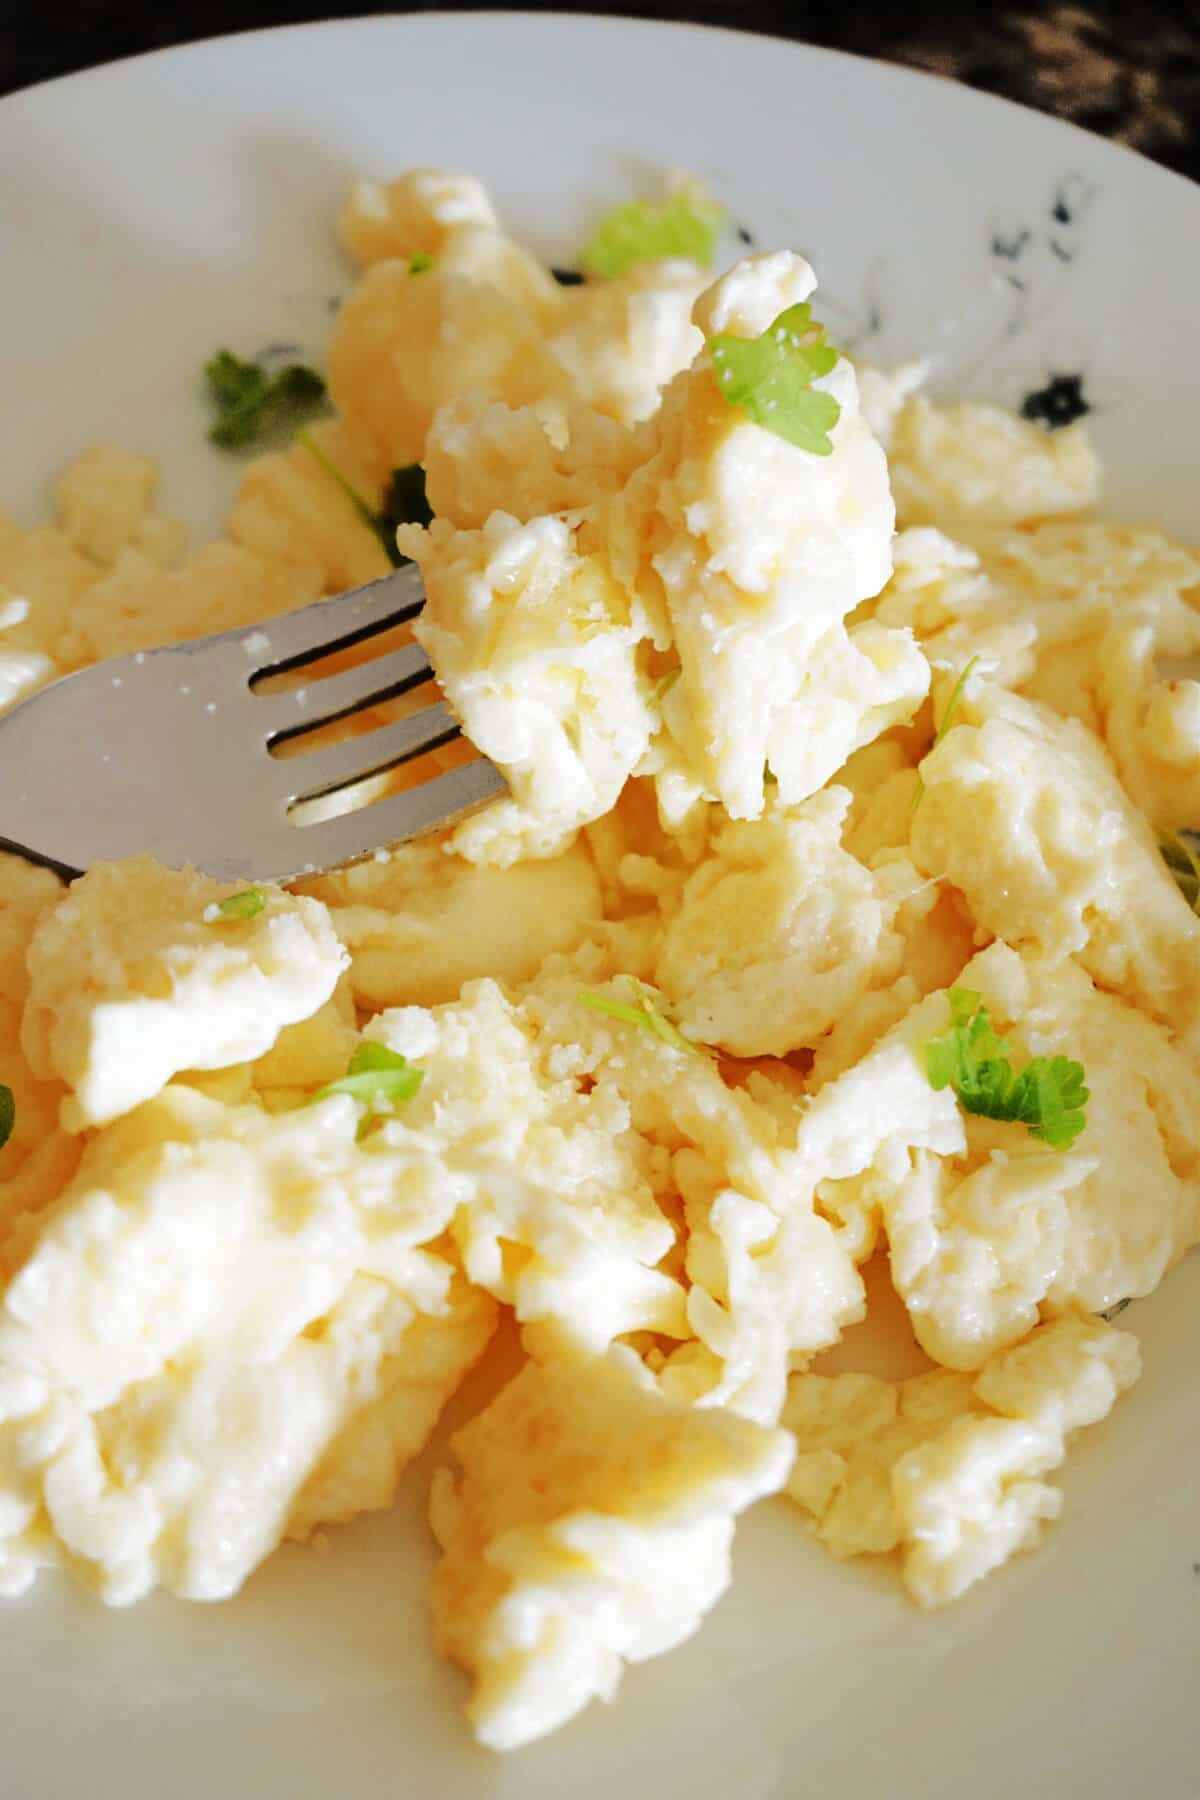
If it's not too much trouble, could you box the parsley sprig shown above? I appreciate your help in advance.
[204,350,326,449]
[924,987,1089,1150]
[578,977,701,1056]
[707,303,842,455]
[580,186,726,279]
[309,1041,424,1139]
[298,432,432,567]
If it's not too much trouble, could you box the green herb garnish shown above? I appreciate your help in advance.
[0,1085,13,1152]
[648,667,681,709]
[580,186,726,279]
[913,656,980,813]
[204,350,326,449]
[298,433,432,567]
[924,987,1089,1150]
[408,252,435,274]
[382,463,434,533]
[208,888,267,922]
[1158,828,1200,915]
[579,977,700,1056]
[707,303,841,454]
[309,1041,424,1137]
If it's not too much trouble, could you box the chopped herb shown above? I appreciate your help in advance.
[382,463,434,533]
[204,349,326,449]
[298,432,431,566]
[580,185,726,279]
[207,887,267,922]
[0,1084,12,1151]
[707,303,841,455]
[309,1040,424,1137]
[408,252,435,275]
[579,977,701,1056]
[924,987,1089,1150]
[1158,828,1200,915]
[913,656,980,812]
[298,429,394,559]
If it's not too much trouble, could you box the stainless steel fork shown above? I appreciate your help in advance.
[0,563,506,883]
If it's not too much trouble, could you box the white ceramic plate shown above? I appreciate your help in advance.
[1,14,1197,1797]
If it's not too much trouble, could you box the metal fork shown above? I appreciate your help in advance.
[0,563,506,883]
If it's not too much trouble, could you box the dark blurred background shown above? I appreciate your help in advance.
[3,1,1199,180]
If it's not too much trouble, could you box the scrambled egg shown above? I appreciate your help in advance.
[655,787,927,1055]
[0,1081,497,1602]
[23,857,347,1130]
[856,942,1200,1367]
[0,164,1192,1752]
[784,1311,1138,1606]
[400,251,921,854]
[429,1346,792,1750]
[910,672,1200,1037]
[295,832,602,1010]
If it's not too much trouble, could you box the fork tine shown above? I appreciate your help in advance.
[256,640,434,740]
[0,550,508,884]
[279,701,461,804]
[245,564,425,674]
[296,757,509,868]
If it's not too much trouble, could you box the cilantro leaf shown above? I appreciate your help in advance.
[1006,1054,1091,1149]
[1158,828,1200,915]
[707,304,841,454]
[204,350,326,449]
[298,432,431,567]
[924,987,1088,1149]
[309,1040,424,1136]
[924,987,1013,1109]
[0,1084,12,1151]
[580,186,726,279]
[579,977,702,1056]
[913,656,980,812]
[206,888,267,922]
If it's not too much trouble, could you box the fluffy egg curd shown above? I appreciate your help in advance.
[0,168,1197,1753]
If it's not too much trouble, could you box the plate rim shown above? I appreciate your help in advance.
[0,15,1198,1797]
[2,4,1198,213]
